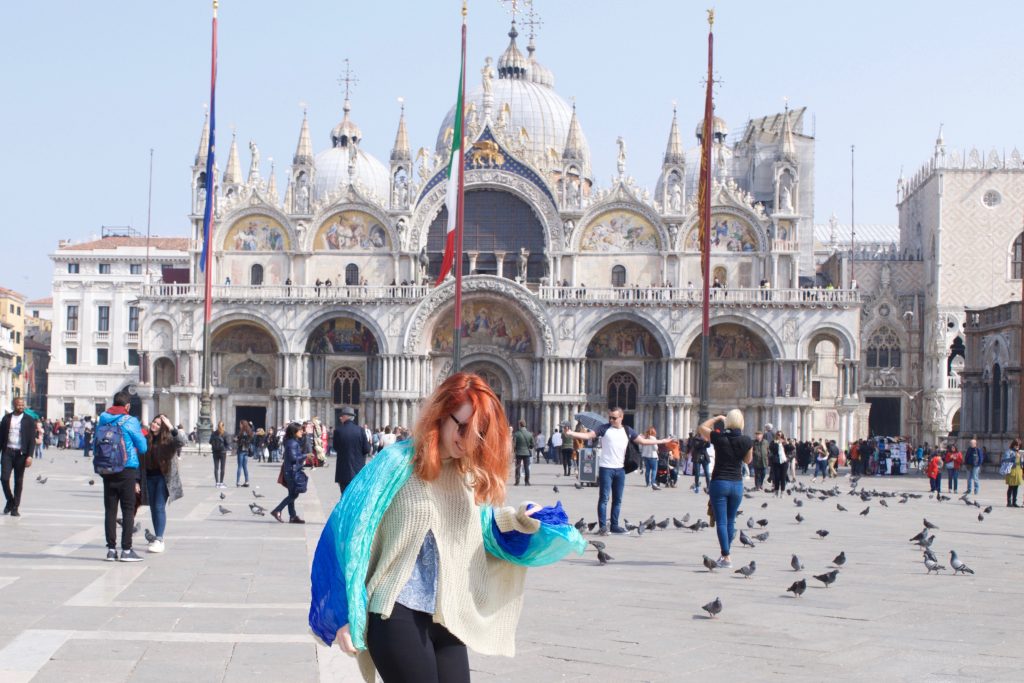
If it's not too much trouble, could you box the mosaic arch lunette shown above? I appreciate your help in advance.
[431,298,534,356]
[314,210,390,251]
[586,321,663,359]
[223,214,290,252]
[684,214,759,253]
[579,210,660,253]
[686,323,771,361]
[306,318,380,355]
[211,322,279,354]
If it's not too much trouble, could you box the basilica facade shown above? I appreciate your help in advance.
[136,23,863,441]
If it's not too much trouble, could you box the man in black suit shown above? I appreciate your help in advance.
[1,397,38,516]
[332,406,369,498]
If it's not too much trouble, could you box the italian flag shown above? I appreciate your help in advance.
[435,29,466,287]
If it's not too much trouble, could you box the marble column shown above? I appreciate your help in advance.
[494,252,506,279]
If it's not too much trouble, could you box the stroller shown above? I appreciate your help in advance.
[656,440,681,487]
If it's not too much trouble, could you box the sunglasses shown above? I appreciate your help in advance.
[608,414,622,420]
[449,413,472,438]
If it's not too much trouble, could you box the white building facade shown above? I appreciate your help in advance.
[47,234,189,420]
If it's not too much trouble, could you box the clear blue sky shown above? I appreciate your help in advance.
[3,0,1022,300]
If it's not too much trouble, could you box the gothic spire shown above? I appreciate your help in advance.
[223,132,242,184]
[664,105,683,165]
[562,101,584,161]
[266,160,278,203]
[293,109,313,166]
[391,98,410,162]
[780,102,796,160]
[194,112,210,166]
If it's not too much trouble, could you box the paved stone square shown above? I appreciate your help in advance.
[0,450,1021,682]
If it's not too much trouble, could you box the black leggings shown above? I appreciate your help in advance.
[1008,485,1019,507]
[367,603,469,683]
[212,452,225,484]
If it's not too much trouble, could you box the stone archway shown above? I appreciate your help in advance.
[686,323,772,408]
[211,321,279,431]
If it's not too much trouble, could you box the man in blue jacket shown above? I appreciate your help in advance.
[96,391,148,562]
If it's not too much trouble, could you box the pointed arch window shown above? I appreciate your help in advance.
[332,367,361,405]
[866,327,901,368]
[1011,233,1024,279]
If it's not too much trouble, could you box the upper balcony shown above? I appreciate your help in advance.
[141,283,431,303]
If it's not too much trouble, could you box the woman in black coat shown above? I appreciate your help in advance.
[272,422,308,524]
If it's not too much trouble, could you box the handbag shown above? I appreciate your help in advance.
[999,460,1014,476]
[277,463,287,487]
[624,440,642,474]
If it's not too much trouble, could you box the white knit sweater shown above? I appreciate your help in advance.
[357,459,540,681]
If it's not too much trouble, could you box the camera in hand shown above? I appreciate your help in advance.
[713,419,726,433]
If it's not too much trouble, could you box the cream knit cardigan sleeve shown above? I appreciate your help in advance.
[358,461,537,681]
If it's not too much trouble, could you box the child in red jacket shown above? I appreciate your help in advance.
[926,451,943,494]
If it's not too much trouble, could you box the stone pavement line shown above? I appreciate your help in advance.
[0,629,75,683]
[0,576,18,591]
[65,562,147,606]
[42,523,106,557]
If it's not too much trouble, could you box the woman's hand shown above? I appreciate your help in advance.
[336,624,356,655]
[523,503,542,517]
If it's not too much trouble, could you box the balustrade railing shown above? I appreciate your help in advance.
[142,283,431,302]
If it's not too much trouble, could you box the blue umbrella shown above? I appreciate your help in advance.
[573,411,606,433]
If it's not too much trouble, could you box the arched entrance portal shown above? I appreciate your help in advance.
[687,323,772,427]
[585,319,664,430]
[212,322,279,431]
[306,317,379,427]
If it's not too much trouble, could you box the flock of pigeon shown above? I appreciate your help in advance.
[565,474,981,619]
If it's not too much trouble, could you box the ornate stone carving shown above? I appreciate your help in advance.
[404,277,555,354]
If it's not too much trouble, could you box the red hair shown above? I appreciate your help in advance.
[414,372,510,505]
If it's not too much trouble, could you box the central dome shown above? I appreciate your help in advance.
[314,99,389,201]
[435,25,591,179]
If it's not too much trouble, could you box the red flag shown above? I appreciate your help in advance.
[698,12,714,337]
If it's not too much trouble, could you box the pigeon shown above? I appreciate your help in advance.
[37,476,48,484]
[756,519,769,528]
[734,561,757,578]
[682,513,691,523]
[923,548,938,563]
[879,499,889,508]
[977,513,985,522]
[597,549,613,565]
[218,505,232,515]
[836,504,847,512]
[814,570,839,588]
[815,529,830,539]
[794,499,804,507]
[909,529,928,543]
[673,517,685,529]
[787,579,807,597]
[552,486,559,493]
[795,513,804,523]
[739,530,756,548]
[702,555,718,572]
[219,492,226,500]
[574,482,583,490]
[746,517,756,529]
[35,474,42,481]
[144,528,157,543]
[686,521,704,532]
[252,490,264,499]
[701,597,722,618]
[791,554,804,571]
[983,505,993,514]
[754,531,769,542]
[587,522,599,532]
[88,479,95,486]
[923,518,939,529]
[859,506,870,516]
[916,535,935,549]
[588,540,606,551]
[833,551,847,567]
[656,518,670,530]
[949,550,974,575]
[924,557,946,574]
[761,502,769,509]
[132,522,140,533]
[574,518,586,531]
[249,502,266,514]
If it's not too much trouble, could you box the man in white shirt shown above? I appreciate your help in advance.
[564,407,670,535]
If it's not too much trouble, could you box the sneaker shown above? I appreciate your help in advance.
[2,501,11,514]
[289,517,305,524]
[9,508,19,517]
[609,525,627,534]
[148,539,165,554]
[105,548,118,562]
[597,526,610,536]
[242,483,250,488]
[651,485,661,491]
[716,557,733,569]
[119,548,143,562]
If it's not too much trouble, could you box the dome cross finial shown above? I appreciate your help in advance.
[337,58,359,111]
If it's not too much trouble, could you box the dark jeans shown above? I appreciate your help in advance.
[1008,485,1019,506]
[272,485,300,518]
[930,476,941,493]
[1,448,28,511]
[693,460,710,489]
[514,455,531,484]
[560,449,574,476]
[753,466,766,489]
[814,460,828,478]
[946,468,959,492]
[212,451,226,484]
[709,478,744,556]
[102,470,137,550]
[771,463,788,494]
[367,603,469,683]
[597,466,625,528]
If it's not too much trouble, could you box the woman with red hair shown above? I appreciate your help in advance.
[310,372,585,683]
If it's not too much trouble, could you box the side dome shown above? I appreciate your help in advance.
[314,98,389,201]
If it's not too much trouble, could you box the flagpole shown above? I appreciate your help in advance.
[452,1,468,373]
[698,9,715,424]
[197,0,218,447]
